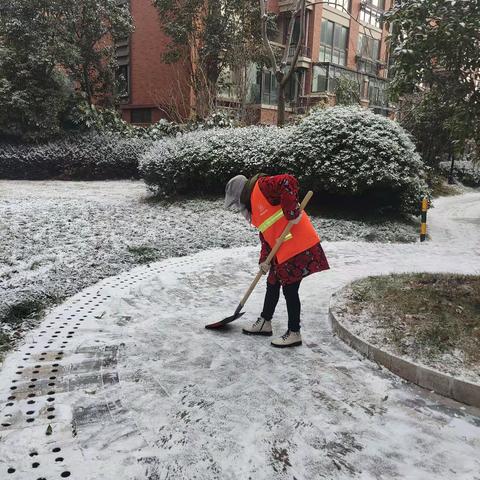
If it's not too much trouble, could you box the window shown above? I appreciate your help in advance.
[357,34,380,60]
[312,65,328,93]
[312,64,361,94]
[319,20,349,66]
[326,0,350,13]
[367,77,387,106]
[357,34,380,74]
[365,0,385,9]
[360,4,383,28]
[312,63,389,108]
[254,68,300,106]
[116,65,129,98]
[131,109,152,124]
[261,71,278,105]
[115,35,130,100]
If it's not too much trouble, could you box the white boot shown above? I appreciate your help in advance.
[242,317,272,336]
[271,330,302,348]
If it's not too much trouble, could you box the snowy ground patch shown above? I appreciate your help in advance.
[331,274,480,384]
[0,180,417,354]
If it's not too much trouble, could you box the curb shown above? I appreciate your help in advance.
[328,303,480,409]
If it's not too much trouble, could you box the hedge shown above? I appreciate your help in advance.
[0,134,151,180]
[139,126,293,197]
[140,107,429,214]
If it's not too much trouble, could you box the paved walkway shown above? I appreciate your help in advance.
[1,192,479,480]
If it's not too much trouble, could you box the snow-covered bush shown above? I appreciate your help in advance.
[140,126,292,196]
[140,107,428,213]
[439,160,480,187]
[182,111,237,132]
[0,134,151,180]
[68,103,179,140]
[278,107,429,213]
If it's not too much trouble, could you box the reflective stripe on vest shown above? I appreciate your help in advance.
[250,182,320,265]
[258,209,293,241]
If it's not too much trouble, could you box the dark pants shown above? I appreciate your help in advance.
[261,280,302,332]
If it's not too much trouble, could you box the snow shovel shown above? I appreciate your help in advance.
[205,190,314,330]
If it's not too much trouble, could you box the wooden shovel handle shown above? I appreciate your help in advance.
[238,190,314,308]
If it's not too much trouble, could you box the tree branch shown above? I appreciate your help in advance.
[281,0,306,87]
[259,0,278,72]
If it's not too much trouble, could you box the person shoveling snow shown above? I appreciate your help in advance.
[222,173,329,348]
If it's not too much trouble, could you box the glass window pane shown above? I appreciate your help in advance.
[319,45,325,62]
[340,27,348,50]
[318,75,327,92]
[327,46,333,62]
[320,19,329,45]
[271,76,278,103]
[131,109,151,124]
[329,77,337,93]
[373,39,380,59]
[326,21,334,46]
[332,49,340,65]
[263,72,271,95]
[313,66,327,92]
[292,17,300,43]
[333,25,341,48]
[357,34,363,54]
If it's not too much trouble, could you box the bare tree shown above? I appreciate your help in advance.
[259,0,306,126]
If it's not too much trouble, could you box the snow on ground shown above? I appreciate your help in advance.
[0,180,417,349]
[0,189,479,479]
[331,191,480,384]
[332,285,480,384]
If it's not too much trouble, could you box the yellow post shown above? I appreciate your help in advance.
[420,197,428,242]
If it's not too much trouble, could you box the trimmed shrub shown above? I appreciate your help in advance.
[278,107,429,213]
[139,126,293,197]
[0,134,151,180]
[140,107,428,214]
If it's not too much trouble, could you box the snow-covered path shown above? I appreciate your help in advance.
[0,192,479,480]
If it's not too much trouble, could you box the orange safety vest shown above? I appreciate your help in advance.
[250,182,320,265]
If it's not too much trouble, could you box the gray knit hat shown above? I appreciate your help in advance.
[224,175,248,210]
[225,175,251,220]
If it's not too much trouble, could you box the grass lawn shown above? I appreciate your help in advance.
[343,273,480,379]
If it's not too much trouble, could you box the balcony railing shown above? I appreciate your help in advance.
[288,45,312,59]
[278,0,314,12]
[312,62,390,109]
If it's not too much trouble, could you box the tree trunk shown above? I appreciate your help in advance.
[259,0,305,126]
[448,150,455,184]
[277,82,286,127]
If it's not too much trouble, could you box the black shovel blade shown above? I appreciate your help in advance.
[205,310,245,330]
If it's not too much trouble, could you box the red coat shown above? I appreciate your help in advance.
[257,174,330,285]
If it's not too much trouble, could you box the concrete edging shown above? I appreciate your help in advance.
[329,296,480,409]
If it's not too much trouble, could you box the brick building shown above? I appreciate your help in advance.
[118,0,392,125]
